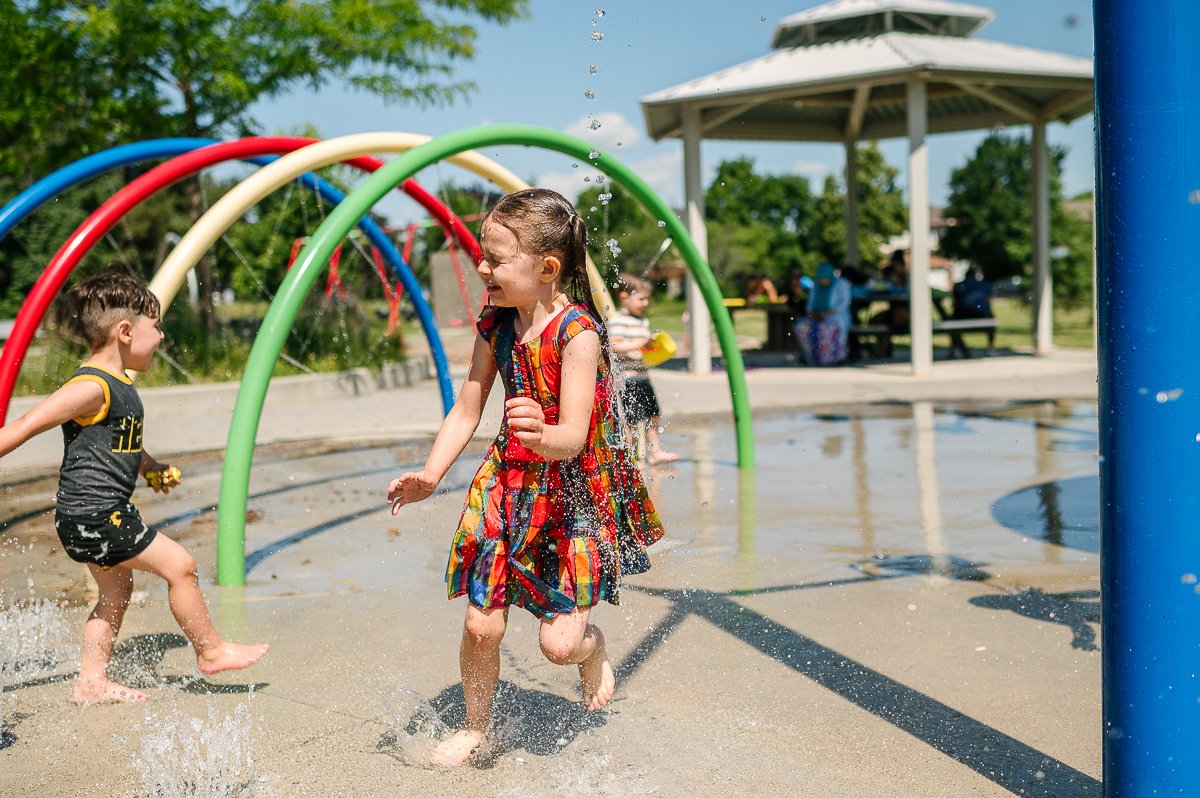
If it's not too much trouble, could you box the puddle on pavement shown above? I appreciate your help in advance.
[0,399,1100,610]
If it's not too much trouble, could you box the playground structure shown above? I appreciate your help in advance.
[0,125,752,587]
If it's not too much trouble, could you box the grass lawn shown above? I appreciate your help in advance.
[644,296,1095,354]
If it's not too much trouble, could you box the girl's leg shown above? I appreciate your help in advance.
[73,564,148,704]
[124,533,268,675]
[539,608,614,712]
[430,604,508,768]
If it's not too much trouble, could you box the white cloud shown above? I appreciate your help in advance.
[536,168,609,203]
[628,149,685,208]
[792,159,832,177]
[563,111,643,151]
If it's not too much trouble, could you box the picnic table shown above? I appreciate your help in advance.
[723,298,798,352]
[847,288,996,359]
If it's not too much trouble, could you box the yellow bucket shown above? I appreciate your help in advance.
[641,330,677,367]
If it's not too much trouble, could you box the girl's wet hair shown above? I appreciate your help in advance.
[58,270,161,350]
[483,188,607,325]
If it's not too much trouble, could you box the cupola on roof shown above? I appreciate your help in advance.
[771,0,994,47]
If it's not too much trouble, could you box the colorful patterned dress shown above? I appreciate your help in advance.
[446,303,664,619]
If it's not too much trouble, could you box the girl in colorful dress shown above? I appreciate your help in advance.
[386,188,664,767]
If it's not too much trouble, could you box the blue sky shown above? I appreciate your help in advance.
[251,0,1095,225]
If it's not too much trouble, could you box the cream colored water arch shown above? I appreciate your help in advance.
[149,131,615,317]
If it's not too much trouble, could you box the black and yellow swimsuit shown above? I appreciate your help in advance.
[53,364,155,568]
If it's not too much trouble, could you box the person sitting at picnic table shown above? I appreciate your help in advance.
[793,262,851,366]
[952,268,993,319]
[744,272,780,305]
[868,249,910,356]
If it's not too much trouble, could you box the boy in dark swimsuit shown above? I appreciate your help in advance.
[0,271,268,704]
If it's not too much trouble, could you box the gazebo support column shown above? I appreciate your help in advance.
[1031,118,1053,353]
[906,76,933,375]
[681,104,712,375]
[844,139,860,266]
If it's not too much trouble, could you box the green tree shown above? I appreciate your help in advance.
[703,157,816,294]
[1,0,528,327]
[940,132,1092,307]
[809,142,907,269]
[578,180,674,289]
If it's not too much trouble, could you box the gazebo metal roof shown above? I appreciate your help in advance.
[643,25,1093,142]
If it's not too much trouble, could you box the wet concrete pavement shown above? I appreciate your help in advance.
[0,350,1100,797]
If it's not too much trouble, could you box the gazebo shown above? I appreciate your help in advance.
[640,0,1094,374]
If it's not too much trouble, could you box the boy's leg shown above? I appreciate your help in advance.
[74,564,148,704]
[538,608,614,712]
[124,533,268,675]
[430,604,508,767]
[644,415,678,465]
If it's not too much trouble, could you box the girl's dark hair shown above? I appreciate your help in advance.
[484,188,610,351]
[58,270,161,350]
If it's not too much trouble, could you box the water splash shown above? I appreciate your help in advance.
[120,697,261,798]
[604,239,622,258]
[0,584,78,683]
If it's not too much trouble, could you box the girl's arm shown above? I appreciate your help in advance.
[0,379,105,460]
[388,334,497,513]
[506,328,600,461]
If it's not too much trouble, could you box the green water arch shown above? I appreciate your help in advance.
[216,124,753,584]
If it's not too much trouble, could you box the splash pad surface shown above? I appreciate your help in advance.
[0,390,1099,796]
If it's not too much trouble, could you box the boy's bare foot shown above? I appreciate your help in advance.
[647,450,679,465]
[428,729,486,768]
[72,678,148,705]
[197,642,270,675]
[579,629,615,711]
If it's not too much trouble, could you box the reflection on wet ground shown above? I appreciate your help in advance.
[0,400,1101,797]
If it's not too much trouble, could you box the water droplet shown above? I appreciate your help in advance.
[760,15,766,21]
[907,603,917,611]
[571,162,579,169]
[598,192,613,205]
[594,8,606,17]
[589,118,603,130]
[1182,573,1197,585]
[591,31,604,41]
[657,220,666,228]
[583,176,592,182]
[1156,388,1183,403]
[589,64,598,74]
[589,148,600,159]
[584,89,596,100]
[1189,190,1200,205]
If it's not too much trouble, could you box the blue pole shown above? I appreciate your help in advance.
[0,140,453,413]
[1095,2,1200,794]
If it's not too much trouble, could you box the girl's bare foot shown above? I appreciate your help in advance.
[428,729,486,768]
[72,678,148,705]
[647,450,679,465]
[579,629,615,711]
[197,641,270,675]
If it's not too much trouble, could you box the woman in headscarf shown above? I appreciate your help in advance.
[793,262,851,365]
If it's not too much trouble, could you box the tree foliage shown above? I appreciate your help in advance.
[578,180,674,289]
[940,132,1093,307]
[703,157,816,294]
[809,142,907,269]
[0,0,526,315]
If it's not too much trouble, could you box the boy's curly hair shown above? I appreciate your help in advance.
[58,270,161,350]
